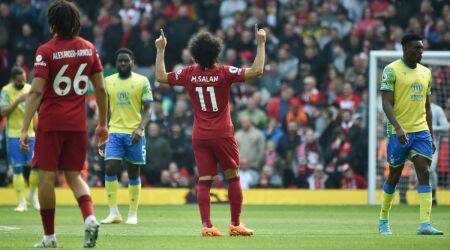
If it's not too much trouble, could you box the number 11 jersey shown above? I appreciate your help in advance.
[167,65,245,140]
[33,35,103,132]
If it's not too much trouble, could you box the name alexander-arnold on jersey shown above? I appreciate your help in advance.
[191,76,219,83]
[52,49,93,60]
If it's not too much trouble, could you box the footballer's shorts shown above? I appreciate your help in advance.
[7,137,35,167]
[32,131,87,171]
[105,133,146,165]
[192,137,240,177]
[387,130,433,167]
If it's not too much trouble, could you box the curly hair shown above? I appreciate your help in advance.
[47,0,81,39]
[188,32,222,69]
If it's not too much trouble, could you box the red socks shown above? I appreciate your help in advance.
[197,180,213,228]
[77,195,94,220]
[228,177,243,226]
[40,209,55,235]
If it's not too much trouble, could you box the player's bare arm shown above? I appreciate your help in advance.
[245,24,266,81]
[155,29,169,84]
[20,77,45,152]
[91,72,109,146]
[425,95,435,152]
[0,93,27,117]
[131,102,152,144]
[381,91,408,145]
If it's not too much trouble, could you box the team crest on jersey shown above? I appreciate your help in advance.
[117,91,131,107]
[175,69,182,80]
[411,83,423,92]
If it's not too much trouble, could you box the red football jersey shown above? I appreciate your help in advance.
[33,36,103,131]
[167,65,246,139]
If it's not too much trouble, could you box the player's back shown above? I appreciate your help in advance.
[168,65,245,139]
[33,36,102,132]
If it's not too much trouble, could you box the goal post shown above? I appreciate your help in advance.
[368,50,450,205]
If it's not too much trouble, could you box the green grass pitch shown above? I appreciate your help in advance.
[0,205,449,249]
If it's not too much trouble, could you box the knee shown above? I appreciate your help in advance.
[105,162,119,177]
[39,172,56,186]
[417,168,430,184]
[12,166,23,175]
[64,172,81,187]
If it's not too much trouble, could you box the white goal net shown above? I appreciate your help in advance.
[368,51,450,204]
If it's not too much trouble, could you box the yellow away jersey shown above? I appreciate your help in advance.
[0,83,35,137]
[380,59,432,135]
[105,72,153,134]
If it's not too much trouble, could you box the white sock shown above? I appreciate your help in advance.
[85,215,98,226]
[44,234,56,241]
[19,199,27,205]
[109,207,120,215]
[128,211,137,217]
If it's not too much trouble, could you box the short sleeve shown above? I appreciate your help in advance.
[167,67,189,86]
[0,88,9,107]
[223,66,246,84]
[427,69,432,95]
[142,78,153,103]
[90,47,103,75]
[380,66,395,92]
[33,46,51,82]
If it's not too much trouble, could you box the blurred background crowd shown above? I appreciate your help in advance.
[0,0,449,190]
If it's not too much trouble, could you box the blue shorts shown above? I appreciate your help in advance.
[105,133,146,164]
[7,137,35,167]
[387,130,433,167]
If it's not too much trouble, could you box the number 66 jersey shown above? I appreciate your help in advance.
[33,35,102,132]
[167,65,245,140]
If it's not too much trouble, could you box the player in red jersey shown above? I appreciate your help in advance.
[20,1,108,248]
[155,25,266,236]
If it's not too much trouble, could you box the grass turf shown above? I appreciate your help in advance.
[0,205,449,249]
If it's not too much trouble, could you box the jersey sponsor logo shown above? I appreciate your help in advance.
[191,75,219,83]
[228,66,242,75]
[34,54,46,67]
[52,49,93,60]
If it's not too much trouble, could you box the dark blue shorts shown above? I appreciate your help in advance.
[387,130,433,167]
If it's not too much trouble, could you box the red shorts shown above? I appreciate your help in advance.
[32,131,87,172]
[192,137,240,177]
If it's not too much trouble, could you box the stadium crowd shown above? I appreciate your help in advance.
[0,0,449,189]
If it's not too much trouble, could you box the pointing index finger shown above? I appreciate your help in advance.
[160,29,165,38]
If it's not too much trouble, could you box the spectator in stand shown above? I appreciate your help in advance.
[238,97,268,130]
[145,123,171,186]
[340,166,367,189]
[266,83,296,123]
[133,29,155,67]
[276,47,298,81]
[300,76,321,117]
[219,0,247,30]
[119,0,141,26]
[12,23,37,67]
[236,116,265,189]
[295,127,321,188]
[336,83,361,111]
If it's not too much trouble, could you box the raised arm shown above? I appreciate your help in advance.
[20,77,46,152]
[245,24,266,81]
[155,29,169,84]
